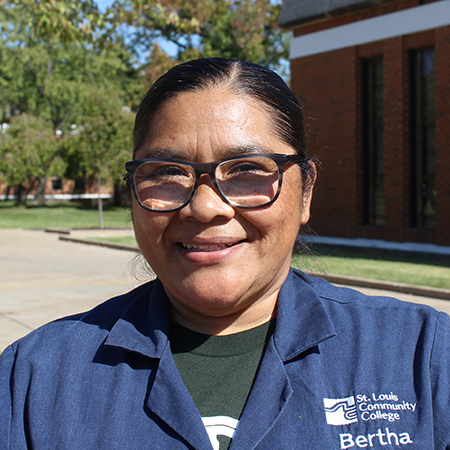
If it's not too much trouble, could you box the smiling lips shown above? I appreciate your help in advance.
[181,242,239,252]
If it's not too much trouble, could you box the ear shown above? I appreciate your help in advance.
[300,161,317,225]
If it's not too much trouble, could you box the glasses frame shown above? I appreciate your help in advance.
[125,153,305,212]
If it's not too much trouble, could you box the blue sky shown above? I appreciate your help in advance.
[96,0,115,11]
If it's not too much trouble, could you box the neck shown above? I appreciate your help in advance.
[169,290,279,336]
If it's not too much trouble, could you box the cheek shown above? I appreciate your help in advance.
[268,188,303,245]
[132,202,149,244]
[132,203,168,251]
[244,199,302,256]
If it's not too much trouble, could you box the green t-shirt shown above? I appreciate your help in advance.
[170,320,274,450]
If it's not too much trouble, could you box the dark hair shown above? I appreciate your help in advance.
[133,58,314,185]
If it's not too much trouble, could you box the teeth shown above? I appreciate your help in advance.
[182,243,234,252]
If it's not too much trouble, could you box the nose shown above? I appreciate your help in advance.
[178,176,235,223]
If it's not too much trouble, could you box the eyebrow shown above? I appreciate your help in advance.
[141,144,273,161]
[216,144,273,158]
[140,148,188,159]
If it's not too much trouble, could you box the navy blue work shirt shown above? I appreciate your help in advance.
[1,269,450,449]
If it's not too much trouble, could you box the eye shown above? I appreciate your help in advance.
[152,165,187,177]
[136,163,191,181]
[234,163,265,173]
[222,159,275,179]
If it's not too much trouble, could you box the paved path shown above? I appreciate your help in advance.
[0,229,148,351]
[1,229,450,352]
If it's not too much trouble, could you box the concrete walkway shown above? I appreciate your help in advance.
[1,229,450,352]
[0,229,150,351]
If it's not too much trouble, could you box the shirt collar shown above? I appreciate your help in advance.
[273,268,336,361]
[104,278,171,358]
[104,269,336,361]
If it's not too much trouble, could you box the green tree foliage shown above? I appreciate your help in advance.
[64,90,135,216]
[0,114,64,205]
[109,0,289,88]
[0,0,103,44]
[67,90,134,184]
[0,0,141,207]
[0,35,141,130]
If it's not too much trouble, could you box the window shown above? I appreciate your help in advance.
[74,178,85,191]
[52,177,62,191]
[410,47,436,229]
[362,56,385,225]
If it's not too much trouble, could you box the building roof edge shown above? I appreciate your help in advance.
[278,0,398,29]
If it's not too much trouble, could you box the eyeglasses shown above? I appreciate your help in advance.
[125,153,305,212]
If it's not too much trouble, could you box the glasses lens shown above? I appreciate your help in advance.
[217,156,280,207]
[134,161,195,210]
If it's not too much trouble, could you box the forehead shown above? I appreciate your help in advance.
[136,89,288,161]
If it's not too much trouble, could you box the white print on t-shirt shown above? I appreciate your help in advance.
[202,416,239,450]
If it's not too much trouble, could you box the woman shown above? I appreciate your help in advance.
[1,58,450,449]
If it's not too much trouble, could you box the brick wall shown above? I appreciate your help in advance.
[291,47,358,238]
[290,12,450,244]
[382,36,408,242]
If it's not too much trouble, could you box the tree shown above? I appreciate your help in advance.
[0,114,65,205]
[0,0,103,45]
[0,38,141,204]
[141,42,176,90]
[109,0,289,87]
[0,36,141,130]
[64,90,135,226]
[0,1,141,207]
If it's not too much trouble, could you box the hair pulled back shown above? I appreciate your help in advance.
[133,58,307,162]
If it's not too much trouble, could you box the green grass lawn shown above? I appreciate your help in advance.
[292,245,450,290]
[0,200,131,229]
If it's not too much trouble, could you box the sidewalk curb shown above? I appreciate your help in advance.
[305,271,450,301]
[59,236,139,252]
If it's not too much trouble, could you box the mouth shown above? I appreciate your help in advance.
[180,242,240,252]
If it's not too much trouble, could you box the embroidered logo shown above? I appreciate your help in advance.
[323,396,358,426]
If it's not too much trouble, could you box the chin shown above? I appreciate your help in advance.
[185,282,243,305]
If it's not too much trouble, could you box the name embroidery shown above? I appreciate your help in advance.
[324,392,416,448]
[340,428,413,449]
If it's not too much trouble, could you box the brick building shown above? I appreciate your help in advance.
[279,0,450,245]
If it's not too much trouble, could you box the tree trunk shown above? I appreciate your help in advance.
[34,176,47,206]
[98,173,104,229]
[15,184,27,206]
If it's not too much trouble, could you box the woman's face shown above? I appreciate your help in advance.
[132,88,315,334]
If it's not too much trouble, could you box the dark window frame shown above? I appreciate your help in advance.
[51,177,62,191]
[362,56,385,226]
[410,47,436,229]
